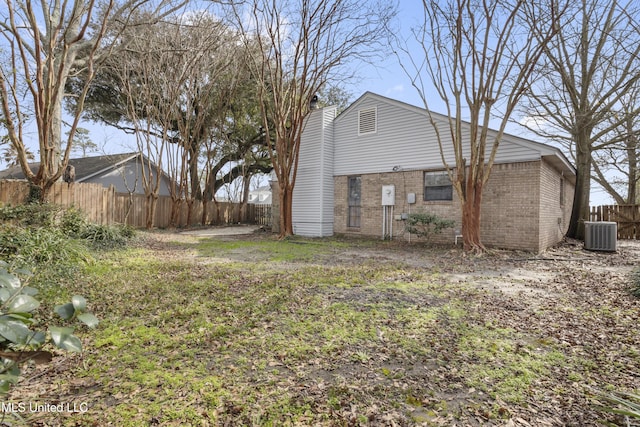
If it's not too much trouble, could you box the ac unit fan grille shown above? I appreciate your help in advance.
[584,221,617,252]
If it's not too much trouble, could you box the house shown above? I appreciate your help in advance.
[248,185,272,205]
[0,152,173,196]
[290,92,576,252]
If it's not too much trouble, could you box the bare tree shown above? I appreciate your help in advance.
[152,12,237,227]
[398,0,561,252]
[591,85,640,205]
[520,0,640,239]
[229,0,396,237]
[112,23,180,229]
[72,10,272,227]
[0,0,186,200]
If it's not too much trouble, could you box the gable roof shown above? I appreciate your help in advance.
[0,153,140,181]
[338,92,575,179]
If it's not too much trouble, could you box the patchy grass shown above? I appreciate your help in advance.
[193,236,350,262]
[9,234,640,426]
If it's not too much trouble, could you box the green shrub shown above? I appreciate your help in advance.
[0,204,134,252]
[60,207,134,248]
[0,225,88,267]
[0,225,91,289]
[119,224,136,239]
[13,227,88,266]
[0,203,61,228]
[405,211,456,242]
[60,207,89,238]
[0,263,98,394]
[81,223,127,248]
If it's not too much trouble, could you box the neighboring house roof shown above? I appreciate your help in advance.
[0,152,174,197]
[249,185,272,204]
[0,153,139,181]
[335,91,575,181]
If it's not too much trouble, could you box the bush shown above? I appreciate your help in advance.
[60,207,134,248]
[0,203,61,228]
[81,223,129,248]
[0,263,98,394]
[0,225,90,289]
[0,204,134,252]
[405,211,456,242]
[60,207,89,238]
[0,204,136,287]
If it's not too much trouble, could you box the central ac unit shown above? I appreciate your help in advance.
[584,221,617,252]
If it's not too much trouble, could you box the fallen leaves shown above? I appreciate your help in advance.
[9,234,640,426]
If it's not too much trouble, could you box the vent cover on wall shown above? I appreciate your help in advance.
[584,221,617,252]
[358,107,377,135]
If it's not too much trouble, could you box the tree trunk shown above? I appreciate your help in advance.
[169,197,181,228]
[201,199,209,225]
[239,172,251,223]
[189,143,203,201]
[461,176,485,252]
[186,199,194,228]
[627,131,638,204]
[145,193,158,229]
[278,182,294,237]
[567,131,592,240]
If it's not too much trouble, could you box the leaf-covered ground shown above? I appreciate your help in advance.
[5,231,640,426]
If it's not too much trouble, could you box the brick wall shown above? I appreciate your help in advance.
[480,162,541,250]
[333,160,566,251]
[334,171,460,240]
[538,159,574,250]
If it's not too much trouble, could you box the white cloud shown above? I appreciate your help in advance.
[385,84,404,96]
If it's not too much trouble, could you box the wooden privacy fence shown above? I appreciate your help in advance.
[0,180,116,225]
[0,180,272,229]
[589,204,640,240]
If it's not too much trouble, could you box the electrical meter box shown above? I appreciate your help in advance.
[407,193,416,204]
[381,185,395,206]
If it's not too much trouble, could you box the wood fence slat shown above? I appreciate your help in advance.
[0,180,272,229]
[590,204,639,240]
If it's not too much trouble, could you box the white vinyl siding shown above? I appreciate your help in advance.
[334,93,554,177]
[292,107,336,236]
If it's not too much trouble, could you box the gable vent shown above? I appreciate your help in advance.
[358,107,377,135]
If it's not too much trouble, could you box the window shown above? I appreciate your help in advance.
[348,176,362,228]
[424,171,453,201]
[358,107,377,135]
[560,177,565,206]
